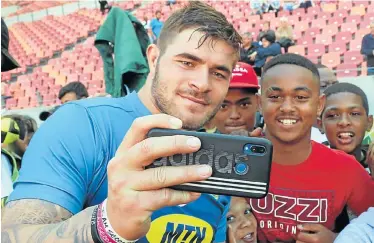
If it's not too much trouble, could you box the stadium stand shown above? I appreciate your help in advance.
[2,0,374,110]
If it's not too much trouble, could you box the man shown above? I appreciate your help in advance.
[240,33,258,65]
[361,21,374,76]
[257,21,275,42]
[312,64,338,144]
[214,62,260,135]
[150,10,163,41]
[58,81,89,104]
[1,18,20,207]
[248,54,374,242]
[2,2,243,242]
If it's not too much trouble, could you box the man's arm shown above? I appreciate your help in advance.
[360,36,374,56]
[2,199,94,243]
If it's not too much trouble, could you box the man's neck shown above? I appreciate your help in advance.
[137,82,160,115]
[350,146,365,163]
[266,132,313,165]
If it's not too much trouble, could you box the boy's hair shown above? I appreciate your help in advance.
[323,83,369,116]
[262,53,320,82]
[58,81,88,100]
[157,1,241,57]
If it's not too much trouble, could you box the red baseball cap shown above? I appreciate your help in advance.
[229,62,260,89]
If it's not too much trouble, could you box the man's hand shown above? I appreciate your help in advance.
[106,114,213,240]
[249,52,257,61]
[366,142,374,176]
[295,224,337,243]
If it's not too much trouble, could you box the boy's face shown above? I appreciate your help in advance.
[321,92,373,154]
[214,88,258,134]
[258,64,324,145]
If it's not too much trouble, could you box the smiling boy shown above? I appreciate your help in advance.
[248,54,374,243]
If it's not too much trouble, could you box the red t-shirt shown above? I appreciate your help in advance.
[248,141,374,242]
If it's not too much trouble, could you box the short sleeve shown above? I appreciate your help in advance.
[214,198,230,242]
[7,103,104,214]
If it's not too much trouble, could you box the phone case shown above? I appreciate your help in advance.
[146,128,273,198]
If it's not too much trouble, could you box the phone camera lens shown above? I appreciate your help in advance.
[251,146,257,153]
[258,147,265,153]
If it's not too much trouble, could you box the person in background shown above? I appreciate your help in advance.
[214,62,260,135]
[262,0,281,15]
[227,197,258,243]
[249,53,374,242]
[98,0,111,15]
[298,0,314,9]
[311,64,338,144]
[240,32,259,65]
[250,33,281,76]
[250,0,264,15]
[257,21,275,42]
[150,10,164,42]
[1,18,19,72]
[361,21,374,76]
[320,83,374,174]
[275,17,294,53]
[282,0,297,11]
[58,81,89,104]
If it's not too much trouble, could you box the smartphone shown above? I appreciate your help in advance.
[146,128,273,198]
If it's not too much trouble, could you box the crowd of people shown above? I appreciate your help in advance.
[1,1,374,243]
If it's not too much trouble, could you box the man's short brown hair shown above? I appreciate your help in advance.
[157,1,242,57]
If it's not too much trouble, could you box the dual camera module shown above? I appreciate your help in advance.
[243,144,266,155]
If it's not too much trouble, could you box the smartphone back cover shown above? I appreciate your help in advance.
[147,129,273,198]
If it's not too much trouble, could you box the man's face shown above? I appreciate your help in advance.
[242,36,252,47]
[259,64,324,145]
[322,92,373,154]
[150,29,237,130]
[60,92,78,104]
[318,68,338,93]
[215,88,258,134]
[262,38,271,48]
[156,12,162,19]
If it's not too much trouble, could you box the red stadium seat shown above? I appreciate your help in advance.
[17,96,30,109]
[292,8,306,17]
[6,98,17,110]
[333,9,349,18]
[344,51,364,65]
[288,45,306,56]
[297,35,314,45]
[307,44,326,58]
[336,64,358,78]
[304,27,321,37]
[321,52,341,69]
[335,32,353,44]
[356,28,370,41]
[345,16,363,24]
[322,25,338,36]
[350,5,366,16]
[338,1,352,10]
[328,42,347,55]
[294,21,310,32]
[340,23,358,33]
[311,19,327,29]
[349,39,362,52]
[315,34,332,46]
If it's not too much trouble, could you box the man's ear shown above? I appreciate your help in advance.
[316,117,324,133]
[146,44,160,74]
[367,115,373,132]
[317,94,326,118]
[256,93,262,115]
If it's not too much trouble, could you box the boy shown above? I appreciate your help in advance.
[320,83,373,173]
[249,54,374,243]
[214,62,260,135]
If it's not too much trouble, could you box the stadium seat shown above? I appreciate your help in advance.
[341,23,358,33]
[6,98,18,110]
[311,19,327,29]
[364,13,374,22]
[316,12,332,21]
[333,9,349,18]
[288,45,306,56]
[17,96,30,109]
[287,15,300,26]
[297,36,314,45]
[322,25,338,36]
[307,44,326,58]
[321,52,341,69]
[335,32,353,44]
[349,39,362,52]
[307,6,321,15]
[292,8,306,17]
[345,16,363,24]
[356,28,370,41]
[350,5,366,16]
[338,1,352,10]
[315,34,333,46]
[321,3,337,12]
[305,27,321,37]
[336,64,358,78]
[344,51,364,65]
[329,42,347,55]
[294,21,310,32]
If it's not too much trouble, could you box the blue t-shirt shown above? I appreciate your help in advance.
[8,92,230,242]
[150,18,163,38]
